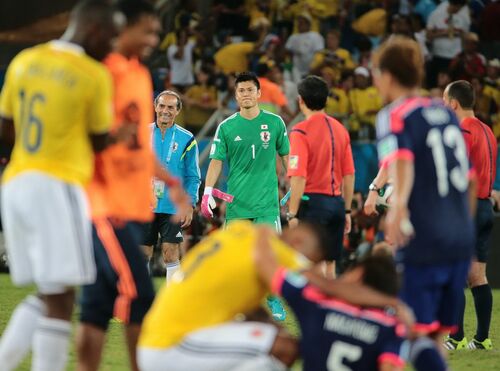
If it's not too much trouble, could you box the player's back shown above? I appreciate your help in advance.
[377,97,474,264]
[138,221,303,348]
[1,41,112,186]
[278,275,406,371]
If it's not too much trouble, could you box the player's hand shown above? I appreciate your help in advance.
[344,214,352,234]
[201,194,216,219]
[363,191,378,215]
[385,204,414,248]
[180,206,194,228]
[169,185,191,223]
[394,301,416,337]
[288,217,299,228]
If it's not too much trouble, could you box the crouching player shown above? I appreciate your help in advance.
[137,221,407,371]
[255,227,411,371]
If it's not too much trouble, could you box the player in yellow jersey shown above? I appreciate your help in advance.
[0,2,124,371]
[138,221,404,371]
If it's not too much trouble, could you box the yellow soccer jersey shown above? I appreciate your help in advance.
[0,41,113,185]
[139,221,308,348]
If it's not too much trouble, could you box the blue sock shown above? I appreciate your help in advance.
[471,284,492,341]
[410,337,447,371]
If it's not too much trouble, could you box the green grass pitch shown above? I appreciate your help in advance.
[1,274,499,370]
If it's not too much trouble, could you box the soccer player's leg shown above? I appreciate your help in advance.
[141,216,161,274]
[158,214,183,282]
[400,263,448,371]
[138,321,294,371]
[254,215,287,321]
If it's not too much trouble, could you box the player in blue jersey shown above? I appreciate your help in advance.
[254,227,411,371]
[372,37,475,370]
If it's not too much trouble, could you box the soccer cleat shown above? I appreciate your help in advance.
[468,338,493,350]
[443,336,468,350]
[267,296,287,322]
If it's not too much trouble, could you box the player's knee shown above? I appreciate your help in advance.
[468,264,488,287]
[42,289,75,320]
[161,243,180,263]
[269,333,299,367]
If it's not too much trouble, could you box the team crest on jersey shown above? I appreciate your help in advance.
[172,142,178,152]
[260,131,271,142]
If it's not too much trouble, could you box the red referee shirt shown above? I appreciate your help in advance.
[287,112,355,196]
[461,117,498,199]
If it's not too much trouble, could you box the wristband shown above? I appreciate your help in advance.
[204,186,213,195]
[345,209,351,214]
[212,188,234,203]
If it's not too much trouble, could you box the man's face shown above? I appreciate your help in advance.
[123,14,160,59]
[326,33,339,50]
[235,81,261,109]
[155,94,180,125]
[442,88,457,111]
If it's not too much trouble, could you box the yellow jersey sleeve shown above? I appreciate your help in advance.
[271,236,310,270]
[88,67,113,135]
[0,55,18,119]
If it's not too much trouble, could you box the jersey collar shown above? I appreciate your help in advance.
[50,40,85,55]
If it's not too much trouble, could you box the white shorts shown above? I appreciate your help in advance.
[138,322,283,371]
[1,172,95,294]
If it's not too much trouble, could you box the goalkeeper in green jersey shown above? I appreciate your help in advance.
[201,71,290,321]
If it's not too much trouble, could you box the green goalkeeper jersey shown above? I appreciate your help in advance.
[210,109,290,219]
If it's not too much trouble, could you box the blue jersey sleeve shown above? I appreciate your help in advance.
[181,137,201,206]
[376,107,415,167]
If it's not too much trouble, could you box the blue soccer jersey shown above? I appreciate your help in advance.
[376,97,474,264]
[273,269,407,371]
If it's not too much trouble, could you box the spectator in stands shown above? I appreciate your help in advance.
[471,77,498,126]
[212,0,249,38]
[410,13,431,61]
[426,0,470,87]
[310,29,355,81]
[480,0,500,55]
[220,73,239,112]
[255,62,293,120]
[214,23,267,74]
[429,70,452,98]
[285,13,324,83]
[484,59,500,106]
[321,67,349,123]
[270,63,299,114]
[348,66,382,140]
[282,1,324,33]
[167,29,196,92]
[449,32,486,81]
[182,66,219,135]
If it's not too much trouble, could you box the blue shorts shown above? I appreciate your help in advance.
[399,260,470,334]
[297,194,345,261]
[475,199,494,263]
[80,220,155,330]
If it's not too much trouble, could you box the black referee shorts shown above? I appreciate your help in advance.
[143,213,183,246]
[297,194,345,261]
[475,198,494,263]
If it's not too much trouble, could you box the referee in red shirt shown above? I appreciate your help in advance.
[444,80,498,350]
[287,76,355,275]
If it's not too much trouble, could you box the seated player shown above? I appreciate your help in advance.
[254,227,410,371]
[137,221,406,371]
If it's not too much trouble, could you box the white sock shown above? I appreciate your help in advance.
[166,260,180,282]
[0,295,45,371]
[230,355,286,371]
[32,317,71,371]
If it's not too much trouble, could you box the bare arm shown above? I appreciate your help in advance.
[205,159,223,188]
[288,176,306,216]
[342,173,355,233]
[0,117,15,155]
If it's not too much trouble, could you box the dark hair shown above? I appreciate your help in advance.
[449,0,467,6]
[355,252,399,297]
[154,90,182,110]
[373,36,424,88]
[255,63,270,77]
[71,0,118,26]
[447,80,475,109]
[298,75,329,110]
[235,72,260,90]
[116,0,156,26]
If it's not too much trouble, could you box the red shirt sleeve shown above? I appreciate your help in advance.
[287,127,309,177]
[342,131,355,175]
[461,124,473,158]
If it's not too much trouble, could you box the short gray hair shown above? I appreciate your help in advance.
[154,90,182,111]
